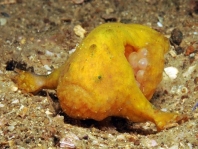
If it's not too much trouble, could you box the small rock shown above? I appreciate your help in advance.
[0,18,7,26]
[73,25,86,38]
[169,49,177,58]
[17,105,29,118]
[157,22,163,27]
[116,134,126,141]
[10,85,18,92]
[69,48,76,55]
[170,28,183,45]
[185,42,198,56]
[175,46,184,55]
[0,103,4,107]
[43,65,51,71]
[164,67,178,80]
[8,125,15,131]
[11,99,19,104]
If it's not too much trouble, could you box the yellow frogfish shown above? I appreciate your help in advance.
[13,23,187,131]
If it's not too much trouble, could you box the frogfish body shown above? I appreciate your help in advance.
[13,23,187,131]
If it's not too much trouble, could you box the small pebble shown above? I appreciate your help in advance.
[12,99,19,104]
[189,53,195,63]
[193,32,198,35]
[69,48,76,55]
[44,65,51,71]
[150,140,158,147]
[175,46,184,55]
[73,25,86,38]
[116,134,126,141]
[157,22,163,27]
[0,18,7,26]
[10,85,18,92]
[17,105,29,118]
[45,109,53,115]
[164,67,178,80]
[161,108,167,112]
[8,125,15,131]
[0,103,5,107]
[187,143,193,149]
[170,28,183,45]
[169,49,177,58]
[6,60,17,71]
[45,50,55,56]
[185,42,198,56]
